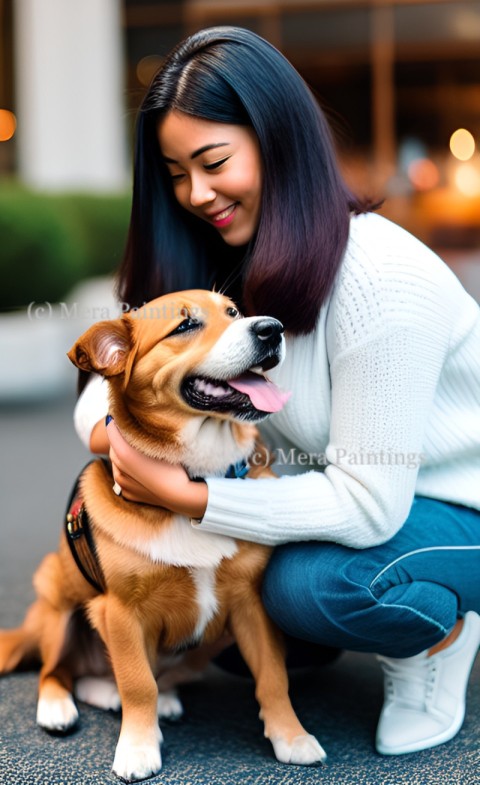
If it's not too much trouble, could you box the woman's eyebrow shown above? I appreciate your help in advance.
[163,142,230,164]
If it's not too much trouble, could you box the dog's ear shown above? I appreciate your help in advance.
[67,319,133,377]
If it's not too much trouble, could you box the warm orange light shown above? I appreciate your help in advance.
[454,161,480,197]
[0,109,16,142]
[449,128,475,161]
[407,158,440,191]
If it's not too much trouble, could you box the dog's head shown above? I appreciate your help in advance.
[68,290,290,473]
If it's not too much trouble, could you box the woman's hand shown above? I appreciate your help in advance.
[106,419,208,519]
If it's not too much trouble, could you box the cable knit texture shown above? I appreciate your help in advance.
[74,213,480,548]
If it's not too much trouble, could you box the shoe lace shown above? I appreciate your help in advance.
[377,655,438,709]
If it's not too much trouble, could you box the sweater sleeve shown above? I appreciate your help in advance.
[195,218,461,548]
[73,373,109,450]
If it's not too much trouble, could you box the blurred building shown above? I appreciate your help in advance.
[0,0,127,190]
[1,0,480,248]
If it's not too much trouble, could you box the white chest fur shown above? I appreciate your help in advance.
[129,515,238,569]
[190,567,219,641]
[128,517,233,644]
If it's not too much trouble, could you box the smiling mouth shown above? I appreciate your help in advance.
[209,203,238,226]
[181,371,291,420]
[213,204,235,220]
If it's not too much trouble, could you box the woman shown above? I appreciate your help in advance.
[74,26,480,757]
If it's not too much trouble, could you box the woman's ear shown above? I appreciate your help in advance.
[67,319,133,377]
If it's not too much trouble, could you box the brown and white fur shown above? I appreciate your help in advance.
[0,290,326,781]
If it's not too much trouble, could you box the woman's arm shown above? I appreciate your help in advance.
[196,319,445,548]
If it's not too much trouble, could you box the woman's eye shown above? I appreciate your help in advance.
[168,317,202,337]
[170,173,185,182]
[204,156,231,171]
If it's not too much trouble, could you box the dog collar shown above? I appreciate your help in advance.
[224,459,249,479]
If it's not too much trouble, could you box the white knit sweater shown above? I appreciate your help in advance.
[74,213,480,549]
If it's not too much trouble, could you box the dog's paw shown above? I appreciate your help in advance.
[157,690,184,721]
[75,676,121,712]
[112,728,163,782]
[36,694,79,733]
[271,733,327,766]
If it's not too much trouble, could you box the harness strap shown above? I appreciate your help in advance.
[63,462,106,594]
[64,496,106,594]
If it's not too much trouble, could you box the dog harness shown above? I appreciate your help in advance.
[64,462,106,594]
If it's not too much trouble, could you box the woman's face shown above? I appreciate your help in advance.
[158,110,262,246]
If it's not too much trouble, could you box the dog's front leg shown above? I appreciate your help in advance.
[98,595,162,782]
[229,599,327,765]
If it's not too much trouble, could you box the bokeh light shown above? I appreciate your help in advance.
[0,109,16,142]
[454,161,480,197]
[407,158,440,191]
[449,128,475,161]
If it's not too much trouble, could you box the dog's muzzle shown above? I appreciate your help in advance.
[181,316,290,422]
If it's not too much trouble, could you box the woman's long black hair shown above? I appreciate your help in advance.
[118,26,372,334]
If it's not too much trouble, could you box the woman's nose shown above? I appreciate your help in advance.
[189,174,216,207]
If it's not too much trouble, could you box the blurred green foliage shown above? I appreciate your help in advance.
[0,182,131,311]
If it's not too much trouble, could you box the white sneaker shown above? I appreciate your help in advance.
[376,610,480,755]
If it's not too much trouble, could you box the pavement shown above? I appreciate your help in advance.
[0,389,91,625]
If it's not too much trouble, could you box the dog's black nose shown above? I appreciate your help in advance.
[250,318,284,342]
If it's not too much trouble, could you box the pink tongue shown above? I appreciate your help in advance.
[228,373,291,413]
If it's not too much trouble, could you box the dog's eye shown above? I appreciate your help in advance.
[226,307,239,318]
[168,317,202,337]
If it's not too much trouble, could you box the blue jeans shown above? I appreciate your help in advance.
[262,497,480,658]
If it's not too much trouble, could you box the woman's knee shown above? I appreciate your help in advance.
[262,541,371,641]
[262,540,459,655]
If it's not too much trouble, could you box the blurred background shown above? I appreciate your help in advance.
[1,0,480,576]
[1,0,480,403]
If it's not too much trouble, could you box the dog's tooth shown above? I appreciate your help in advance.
[193,378,230,398]
[206,383,224,397]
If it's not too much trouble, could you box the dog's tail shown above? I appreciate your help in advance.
[0,551,68,674]
[0,601,42,673]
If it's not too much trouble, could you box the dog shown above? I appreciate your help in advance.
[0,290,326,781]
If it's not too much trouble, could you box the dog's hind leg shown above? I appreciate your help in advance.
[154,636,233,721]
[8,553,81,732]
[229,598,327,766]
